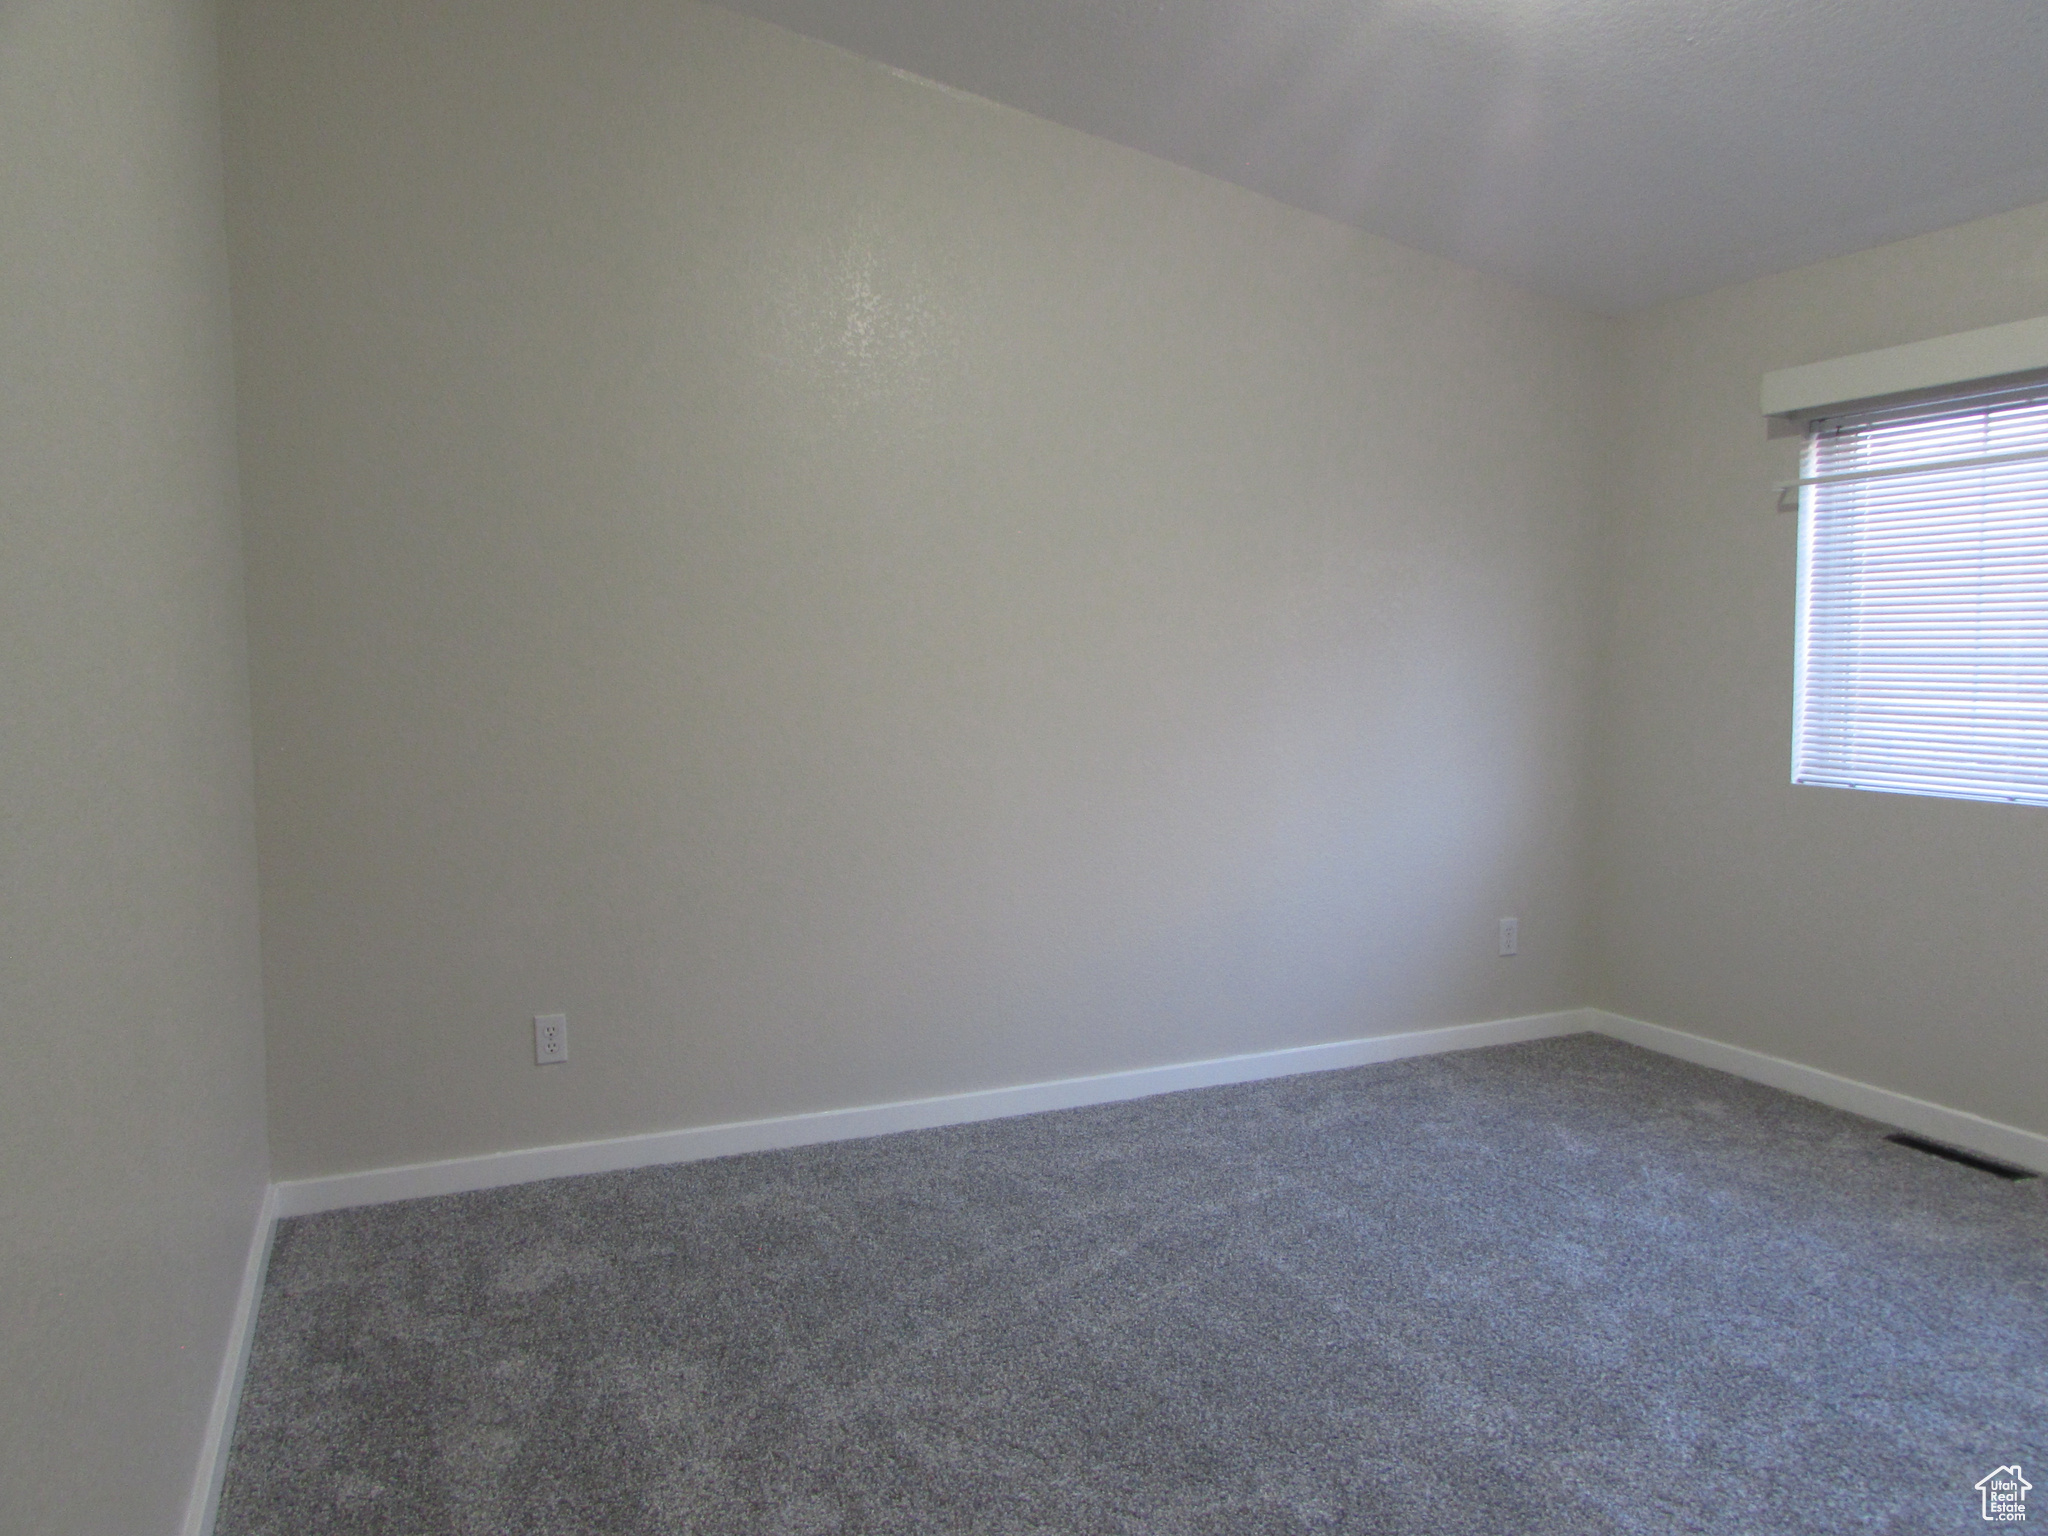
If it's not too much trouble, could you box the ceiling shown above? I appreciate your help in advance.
[708,0,2048,314]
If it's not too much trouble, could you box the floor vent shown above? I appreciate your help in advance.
[1885,1132,2039,1181]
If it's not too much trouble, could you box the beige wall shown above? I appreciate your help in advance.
[1593,200,2048,1137]
[221,0,1613,1180]
[0,0,271,1531]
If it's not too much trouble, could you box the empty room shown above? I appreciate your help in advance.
[5,0,2048,1531]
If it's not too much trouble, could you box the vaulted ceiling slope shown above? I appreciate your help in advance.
[710,0,2048,313]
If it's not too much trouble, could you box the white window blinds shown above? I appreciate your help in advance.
[1794,378,2048,806]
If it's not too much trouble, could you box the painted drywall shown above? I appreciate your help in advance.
[1592,198,2048,1138]
[221,0,1611,1181]
[0,0,271,1530]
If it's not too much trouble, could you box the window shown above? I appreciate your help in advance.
[1792,378,2048,806]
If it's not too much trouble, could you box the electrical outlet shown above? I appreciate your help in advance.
[1498,918,1519,957]
[534,1013,568,1064]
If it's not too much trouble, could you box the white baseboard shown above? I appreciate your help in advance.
[1589,1009,2048,1175]
[270,1003,2046,1223]
[272,1008,1592,1217]
[181,1183,278,1536]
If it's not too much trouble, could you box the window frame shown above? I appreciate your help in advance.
[1788,374,2048,808]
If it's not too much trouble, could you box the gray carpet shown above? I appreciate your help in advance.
[216,1035,2047,1534]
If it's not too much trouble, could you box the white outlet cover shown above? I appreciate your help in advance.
[534,1013,569,1064]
